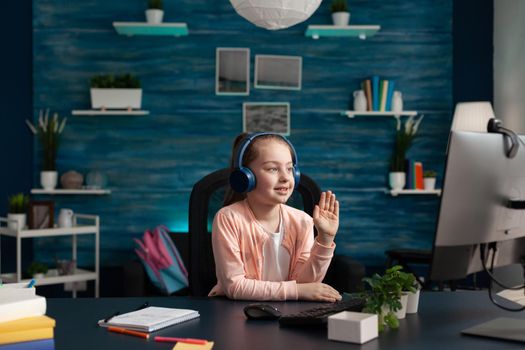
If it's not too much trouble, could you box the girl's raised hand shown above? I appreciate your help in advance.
[312,191,339,245]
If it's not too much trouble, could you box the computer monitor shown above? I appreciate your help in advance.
[431,130,525,281]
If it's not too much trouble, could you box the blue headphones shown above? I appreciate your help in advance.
[229,132,301,193]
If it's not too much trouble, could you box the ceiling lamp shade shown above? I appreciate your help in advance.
[229,0,322,30]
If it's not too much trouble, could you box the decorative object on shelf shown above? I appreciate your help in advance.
[26,110,67,191]
[86,171,108,190]
[60,170,83,189]
[361,265,417,332]
[7,193,29,230]
[55,259,76,276]
[27,262,48,279]
[28,200,54,229]
[391,91,403,112]
[58,208,74,228]
[388,172,405,191]
[389,115,424,190]
[243,102,291,136]
[331,0,350,26]
[254,55,302,91]
[353,90,367,112]
[146,0,164,24]
[229,0,322,30]
[90,74,142,110]
[423,170,437,190]
[216,48,250,96]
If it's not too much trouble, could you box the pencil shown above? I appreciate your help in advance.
[154,336,207,345]
[107,326,149,339]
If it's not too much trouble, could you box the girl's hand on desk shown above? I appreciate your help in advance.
[297,282,342,302]
[313,191,339,246]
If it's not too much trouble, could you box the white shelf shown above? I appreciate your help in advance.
[0,268,97,286]
[31,188,111,195]
[305,25,380,40]
[113,22,189,36]
[0,224,99,238]
[72,110,149,116]
[389,189,442,197]
[341,110,418,118]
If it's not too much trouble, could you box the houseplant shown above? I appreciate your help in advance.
[330,0,350,26]
[27,262,49,279]
[361,265,417,331]
[146,0,164,24]
[389,115,424,190]
[26,110,67,190]
[423,170,437,190]
[90,74,142,110]
[7,193,29,230]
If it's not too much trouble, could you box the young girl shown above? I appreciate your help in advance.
[208,133,342,301]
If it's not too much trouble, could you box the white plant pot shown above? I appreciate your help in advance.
[424,177,436,190]
[41,171,58,190]
[406,289,420,314]
[389,172,406,190]
[332,11,350,26]
[90,88,142,110]
[394,293,409,319]
[7,213,26,230]
[145,9,164,24]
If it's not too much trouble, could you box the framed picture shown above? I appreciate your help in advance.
[243,102,291,136]
[254,55,302,90]
[28,201,54,229]
[216,48,250,96]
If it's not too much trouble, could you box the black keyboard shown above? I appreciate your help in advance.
[278,297,365,327]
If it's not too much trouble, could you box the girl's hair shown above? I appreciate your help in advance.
[223,133,293,206]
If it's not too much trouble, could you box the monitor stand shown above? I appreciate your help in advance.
[462,317,525,343]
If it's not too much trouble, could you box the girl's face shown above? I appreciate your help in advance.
[246,139,295,207]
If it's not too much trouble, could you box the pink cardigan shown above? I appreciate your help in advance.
[208,199,335,300]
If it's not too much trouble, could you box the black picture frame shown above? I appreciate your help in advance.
[28,200,54,229]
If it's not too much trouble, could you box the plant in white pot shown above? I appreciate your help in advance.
[146,0,164,24]
[90,74,142,110]
[389,115,424,190]
[26,110,67,190]
[7,193,29,230]
[331,0,350,26]
[27,262,48,279]
[423,170,437,190]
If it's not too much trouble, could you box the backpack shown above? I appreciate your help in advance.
[134,225,188,295]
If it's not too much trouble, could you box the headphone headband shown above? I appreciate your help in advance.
[234,132,298,169]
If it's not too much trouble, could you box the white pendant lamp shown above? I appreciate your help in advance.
[229,0,323,30]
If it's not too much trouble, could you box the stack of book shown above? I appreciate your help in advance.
[361,76,396,111]
[405,160,424,190]
[0,283,55,350]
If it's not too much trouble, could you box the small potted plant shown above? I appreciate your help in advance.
[423,170,437,190]
[146,0,164,24]
[26,110,67,190]
[361,265,417,331]
[7,193,29,230]
[27,262,49,279]
[331,0,350,26]
[90,73,142,110]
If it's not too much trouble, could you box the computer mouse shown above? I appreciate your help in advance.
[243,303,282,320]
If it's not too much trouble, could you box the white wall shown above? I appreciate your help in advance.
[494,0,525,133]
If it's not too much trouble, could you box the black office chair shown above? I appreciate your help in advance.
[188,168,365,297]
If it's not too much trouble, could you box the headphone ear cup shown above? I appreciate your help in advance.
[293,167,301,190]
[229,167,256,193]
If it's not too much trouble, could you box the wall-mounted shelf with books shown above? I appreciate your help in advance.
[305,25,380,40]
[389,189,442,197]
[113,22,189,37]
[341,111,418,118]
[72,110,149,116]
[31,189,111,195]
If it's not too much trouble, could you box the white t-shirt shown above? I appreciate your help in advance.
[261,215,291,281]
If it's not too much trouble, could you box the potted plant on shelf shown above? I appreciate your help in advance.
[423,170,437,190]
[361,265,417,332]
[389,115,424,190]
[7,193,29,230]
[331,0,350,26]
[90,74,142,111]
[26,110,67,190]
[146,0,164,24]
[27,262,49,279]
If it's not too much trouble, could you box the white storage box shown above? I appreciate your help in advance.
[90,88,142,109]
[328,311,378,344]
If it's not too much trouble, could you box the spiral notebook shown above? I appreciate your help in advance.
[98,306,199,332]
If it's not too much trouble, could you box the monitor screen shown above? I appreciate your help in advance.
[430,130,525,281]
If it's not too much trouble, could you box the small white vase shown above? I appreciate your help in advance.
[389,172,406,190]
[41,171,58,190]
[332,12,350,26]
[353,90,367,112]
[392,91,403,112]
[406,289,420,314]
[145,9,164,24]
[424,177,436,190]
[7,213,26,230]
[395,293,409,319]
